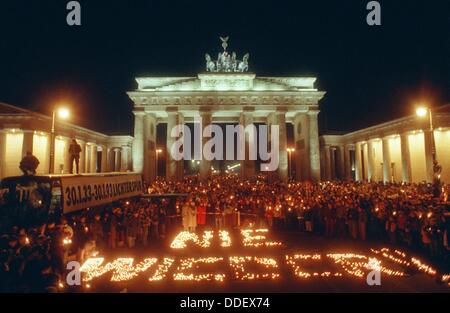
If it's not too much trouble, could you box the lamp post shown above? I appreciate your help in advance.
[155,148,162,177]
[49,107,70,174]
[287,147,295,180]
[416,106,442,197]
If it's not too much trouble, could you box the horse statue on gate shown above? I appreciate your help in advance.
[238,53,249,72]
[205,53,216,72]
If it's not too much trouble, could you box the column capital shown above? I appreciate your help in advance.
[242,106,255,113]
[133,110,145,116]
[199,107,212,115]
[275,107,288,114]
[166,106,178,113]
[400,131,410,138]
[307,110,320,116]
[144,112,157,118]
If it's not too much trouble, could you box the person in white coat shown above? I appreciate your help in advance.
[188,200,198,232]
[182,200,197,232]
[182,202,191,232]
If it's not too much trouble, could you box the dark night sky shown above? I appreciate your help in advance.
[0,0,448,135]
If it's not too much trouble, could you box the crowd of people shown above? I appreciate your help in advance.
[150,174,450,259]
[0,173,449,292]
[0,199,169,292]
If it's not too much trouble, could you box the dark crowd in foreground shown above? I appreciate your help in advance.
[0,174,449,292]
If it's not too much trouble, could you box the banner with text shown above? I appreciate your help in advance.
[61,174,143,213]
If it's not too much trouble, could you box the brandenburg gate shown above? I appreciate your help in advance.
[128,38,325,182]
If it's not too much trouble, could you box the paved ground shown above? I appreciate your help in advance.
[79,228,450,293]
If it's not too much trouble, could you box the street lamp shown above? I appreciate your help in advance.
[49,107,70,174]
[287,147,295,180]
[155,148,162,177]
[416,105,442,197]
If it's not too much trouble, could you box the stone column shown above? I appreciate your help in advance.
[177,113,185,181]
[336,145,345,180]
[100,145,108,172]
[355,142,363,181]
[265,113,275,182]
[114,148,121,172]
[293,113,308,181]
[0,131,6,179]
[86,144,92,173]
[63,137,71,174]
[273,111,288,182]
[344,144,352,180]
[423,130,434,183]
[107,148,115,172]
[382,137,392,183]
[79,141,86,173]
[308,111,321,181]
[22,130,34,157]
[367,140,375,182]
[144,113,157,182]
[323,146,331,181]
[91,145,96,172]
[120,145,129,172]
[400,132,412,183]
[330,147,337,180]
[199,111,212,182]
[166,111,184,181]
[90,144,97,173]
[132,112,145,174]
[43,133,50,174]
[239,110,256,179]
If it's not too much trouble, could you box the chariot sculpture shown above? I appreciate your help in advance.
[205,36,249,73]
